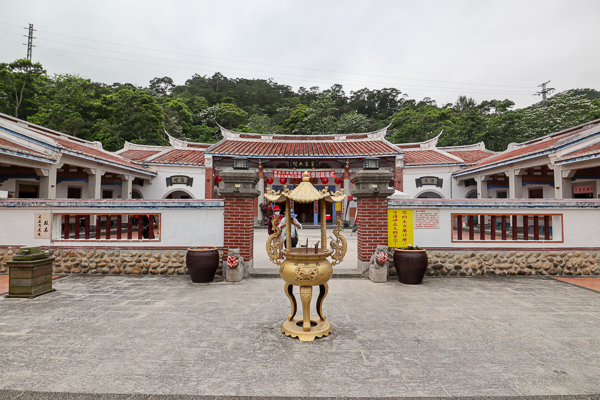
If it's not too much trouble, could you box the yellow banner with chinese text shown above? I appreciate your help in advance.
[388,209,413,248]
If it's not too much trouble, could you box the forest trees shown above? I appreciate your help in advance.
[1,58,600,152]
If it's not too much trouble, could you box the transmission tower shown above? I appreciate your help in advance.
[535,80,555,101]
[23,23,36,61]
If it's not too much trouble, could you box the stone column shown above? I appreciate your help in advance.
[121,174,133,199]
[86,168,104,199]
[351,169,395,276]
[508,168,523,199]
[37,165,57,199]
[476,174,488,199]
[220,170,260,276]
[553,166,575,199]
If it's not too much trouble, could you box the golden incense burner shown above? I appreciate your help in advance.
[265,171,347,341]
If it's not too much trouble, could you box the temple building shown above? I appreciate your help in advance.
[3,111,600,224]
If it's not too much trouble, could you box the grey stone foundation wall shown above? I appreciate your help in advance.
[388,250,600,277]
[0,249,223,276]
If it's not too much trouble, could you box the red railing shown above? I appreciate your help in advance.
[452,213,561,242]
[58,214,160,241]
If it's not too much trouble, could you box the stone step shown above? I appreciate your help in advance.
[250,268,363,278]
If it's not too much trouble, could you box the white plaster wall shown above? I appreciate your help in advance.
[56,181,89,199]
[136,166,206,200]
[389,202,600,249]
[0,178,39,198]
[521,184,554,199]
[0,201,224,247]
[403,167,454,199]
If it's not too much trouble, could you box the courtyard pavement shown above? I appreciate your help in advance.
[1,274,600,400]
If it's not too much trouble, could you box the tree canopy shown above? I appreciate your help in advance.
[1,58,599,152]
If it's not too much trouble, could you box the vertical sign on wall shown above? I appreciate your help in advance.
[35,213,51,239]
[388,209,413,248]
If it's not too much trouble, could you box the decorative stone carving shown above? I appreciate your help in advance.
[224,248,244,282]
[369,245,389,283]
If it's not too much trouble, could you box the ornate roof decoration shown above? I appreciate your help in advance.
[264,171,346,203]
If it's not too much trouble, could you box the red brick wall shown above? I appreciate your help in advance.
[205,166,214,199]
[356,197,389,262]
[223,197,255,261]
[395,167,403,191]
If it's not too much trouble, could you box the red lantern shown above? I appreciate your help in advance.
[280,177,287,185]
[214,175,222,183]
[334,177,343,185]
[321,177,329,184]
[265,177,273,184]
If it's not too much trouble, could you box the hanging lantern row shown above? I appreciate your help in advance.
[263,173,345,185]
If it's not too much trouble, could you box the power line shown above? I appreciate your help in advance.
[0,21,535,91]
[0,37,537,97]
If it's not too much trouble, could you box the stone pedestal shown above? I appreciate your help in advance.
[369,264,388,283]
[6,256,56,298]
[224,264,244,282]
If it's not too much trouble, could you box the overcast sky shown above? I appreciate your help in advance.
[1,1,599,109]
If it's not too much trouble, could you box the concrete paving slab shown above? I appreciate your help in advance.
[1,275,600,399]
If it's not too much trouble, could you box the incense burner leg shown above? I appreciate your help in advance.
[316,283,329,321]
[284,283,297,321]
[300,286,313,331]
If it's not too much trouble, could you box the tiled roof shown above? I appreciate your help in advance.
[206,139,401,158]
[119,149,163,162]
[558,142,600,162]
[40,133,150,171]
[147,149,205,165]
[0,137,53,159]
[459,134,578,173]
[456,120,600,174]
[446,150,494,165]
[404,150,462,165]
[0,114,153,173]
[187,143,212,149]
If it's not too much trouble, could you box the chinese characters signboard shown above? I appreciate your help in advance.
[35,213,51,239]
[414,209,440,229]
[415,176,443,188]
[388,209,413,248]
[273,170,335,179]
[166,175,193,187]
[573,185,593,194]
[289,160,318,169]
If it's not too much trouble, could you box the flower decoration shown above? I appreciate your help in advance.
[377,251,388,264]
[227,255,238,269]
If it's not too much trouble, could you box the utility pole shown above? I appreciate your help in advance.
[23,23,36,61]
[535,81,555,102]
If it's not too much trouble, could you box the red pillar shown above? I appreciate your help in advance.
[205,166,214,199]
[223,197,255,262]
[394,168,404,192]
[357,197,390,263]
[351,169,395,273]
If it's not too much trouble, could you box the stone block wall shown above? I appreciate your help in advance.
[388,250,600,277]
[0,248,223,276]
